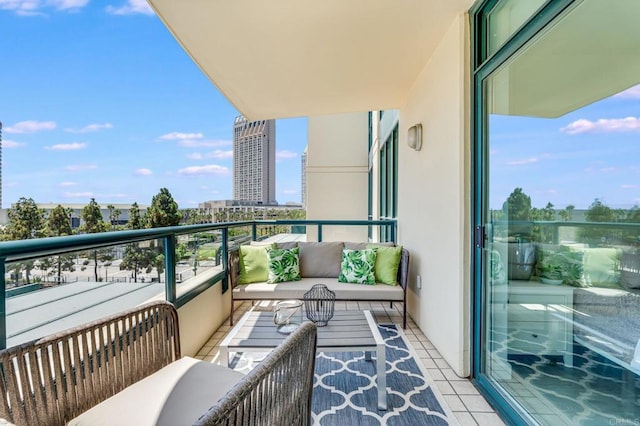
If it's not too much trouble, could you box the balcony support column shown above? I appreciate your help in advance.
[164,236,176,304]
[222,228,229,293]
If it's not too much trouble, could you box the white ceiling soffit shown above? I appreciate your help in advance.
[490,0,640,119]
[147,0,473,120]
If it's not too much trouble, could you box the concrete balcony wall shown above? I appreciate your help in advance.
[307,113,369,242]
[398,13,471,377]
[177,282,231,356]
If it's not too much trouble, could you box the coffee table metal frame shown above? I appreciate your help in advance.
[219,309,387,410]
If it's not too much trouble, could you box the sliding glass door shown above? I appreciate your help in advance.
[475,0,640,423]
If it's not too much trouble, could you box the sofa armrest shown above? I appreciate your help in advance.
[228,248,241,290]
[397,248,410,290]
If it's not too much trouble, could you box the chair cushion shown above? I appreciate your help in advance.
[338,248,377,284]
[298,242,344,278]
[233,278,404,301]
[267,247,301,283]
[367,244,402,285]
[69,357,244,426]
[239,244,274,284]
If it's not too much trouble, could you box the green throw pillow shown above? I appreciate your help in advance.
[267,247,301,283]
[239,244,274,284]
[536,247,585,287]
[367,244,402,285]
[338,248,377,285]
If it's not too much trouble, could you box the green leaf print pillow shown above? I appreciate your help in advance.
[338,248,377,285]
[267,247,302,283]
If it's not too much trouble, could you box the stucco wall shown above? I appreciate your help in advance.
[398,13,471,377]
[177,283,231,357]
[306,113,369,242]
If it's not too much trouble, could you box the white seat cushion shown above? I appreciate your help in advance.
[68,357,244,426]
[233,277,404,301]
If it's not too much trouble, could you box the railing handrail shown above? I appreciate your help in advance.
[0,219,396,262]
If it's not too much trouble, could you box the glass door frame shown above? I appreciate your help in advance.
[469,0,576,423]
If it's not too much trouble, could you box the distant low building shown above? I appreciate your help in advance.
[199,199,303,223]
[0,203,149,228]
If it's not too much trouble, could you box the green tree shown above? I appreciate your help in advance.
[44,205,76,284]
[107,204,122,230]
[145,188,181,228]
[502,188,533,240]
[581,198,617,246]
[120,202,148,282]
[80,198,108,281]
[144,188,180,282]
[5,197,46,284]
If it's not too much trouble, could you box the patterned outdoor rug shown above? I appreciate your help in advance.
[229,324,454,426]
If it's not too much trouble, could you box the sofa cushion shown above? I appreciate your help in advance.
[298,242,344,278]
[367,244,402,285]
[69,357,244,426]
[338,248,377,285]
[267,247,301,283]
[239,244,274,284]
[232,278,404,301]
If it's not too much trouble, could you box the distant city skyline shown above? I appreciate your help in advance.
[0,1,306,209]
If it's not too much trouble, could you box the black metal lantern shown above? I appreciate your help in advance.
[303,284,336,326]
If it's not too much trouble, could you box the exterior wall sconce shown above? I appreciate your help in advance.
[407,123,422,151]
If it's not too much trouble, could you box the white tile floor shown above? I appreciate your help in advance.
[195,301,505,426]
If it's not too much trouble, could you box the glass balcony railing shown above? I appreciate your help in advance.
[0,219,397,350]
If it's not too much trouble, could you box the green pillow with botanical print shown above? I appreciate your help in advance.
[267,247,302,283]
[338,248,377,285]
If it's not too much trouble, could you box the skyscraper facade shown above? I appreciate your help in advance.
[232,116,276,203]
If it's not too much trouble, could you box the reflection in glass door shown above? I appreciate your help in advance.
[478,1,640,424]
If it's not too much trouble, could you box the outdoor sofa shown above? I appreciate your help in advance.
[229,241,410,328]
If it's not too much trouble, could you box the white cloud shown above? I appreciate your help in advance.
[65,164,97,171]
[276,150,298,160]
[106,0,153,15]
[621,184,639,189]
[3,139,25,148]
[614,84,640,99]
[599,167,617,173]
[561,117,640,134]
[65,123,113,133]
[282,189,299,195]
[506,158,538,166]
[5,181,18,188]
[159,131,204,141]
[134,168,153,176]
[48,0,88,10]
[64,191,94,198]
[177,165,229,176]
[0,0,87,15]
[5,120,56,134]
[58,181,77,187]
[46,142,86,151]
[186,153,203,160]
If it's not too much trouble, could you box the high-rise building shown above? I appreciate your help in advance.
[232,116,276,203]
[301,145,307,208]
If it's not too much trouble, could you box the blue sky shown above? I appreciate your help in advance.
[489,85,640,211]
[0,0,307,209]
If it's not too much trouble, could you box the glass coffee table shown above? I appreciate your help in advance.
[219,309,387,410]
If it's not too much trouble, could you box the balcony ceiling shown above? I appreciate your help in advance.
[148,0,473,120]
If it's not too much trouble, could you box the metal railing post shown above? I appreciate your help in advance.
[164,236,176,304]
[318,224,323,242]
[0,259,5,350]
[251,222,257,241]
[222,228,229,293]
[391,221,396,244]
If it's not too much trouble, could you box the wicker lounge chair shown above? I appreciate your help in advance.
[0,301,317,426]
